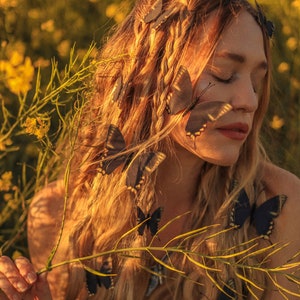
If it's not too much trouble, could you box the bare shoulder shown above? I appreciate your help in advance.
[262,162,300,239]
[262,161,300,199]
[28,179,66,265]
[261,162,300,298]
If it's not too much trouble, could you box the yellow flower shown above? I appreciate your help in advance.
[105,2,130,23]
[3,193,13,202]
[286,37,298,52]
[0,135,13,151]
[0,171,13,192]
[292,0,300,9]
[114,12,126,23]
[57,40,71,58]
[0,0,18,8]
[34,57,51,68]
[282,25,292,36]
[9,51,23,66]
[0,60,7,73]
[291,77,300,90]
[270,115,284,130]
[35,117,50,139]
[106,4,118,18]
[1,51,35,95]
[23,117,37,135]
[23,117,50,139]
[41,19,55,32]
[277,62,290,73]
[28,8,41,19]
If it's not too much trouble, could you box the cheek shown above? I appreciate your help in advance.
[170,115,244,166]
[170,114,194,149]
[169,114,216,159]
[169,114,207,158]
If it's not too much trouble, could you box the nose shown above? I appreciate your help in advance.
[230,79,258,113]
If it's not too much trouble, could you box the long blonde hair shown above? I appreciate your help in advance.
[61,0,272,298]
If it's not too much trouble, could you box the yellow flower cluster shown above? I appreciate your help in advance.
[270,115,285,130]
[106,1,131,23]
[0,171,14,192]
[0,0,18,9]
[292,0,300,10]
[0,135,13,151]
[23,117,50,139]
[0,51,35,95]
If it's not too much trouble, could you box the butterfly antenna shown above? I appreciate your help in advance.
[183,82,215,116]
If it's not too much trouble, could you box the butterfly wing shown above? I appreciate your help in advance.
[85,270,98,295]
[144,0,162,23]
[126,152,166,192]
[97,260,113,289]
[137,206,147,235]
[110,76,123,103]
[229,188,252,229]
[99,124,127,174]
[252,194,287,238]
[98,276,112,290]
[218,278,237,300]
[185,101,232,137]
[166,66,193,115]
[148,207,162,236]
[152,8,176,30]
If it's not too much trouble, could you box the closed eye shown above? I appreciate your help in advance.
[212,74,235,84]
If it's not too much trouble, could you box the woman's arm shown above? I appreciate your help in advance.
[27,180,72,300]
[0,181,67,300]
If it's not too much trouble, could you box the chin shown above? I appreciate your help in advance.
[199,154,239,167]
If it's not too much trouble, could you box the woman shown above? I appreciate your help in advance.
[0,0,299,299]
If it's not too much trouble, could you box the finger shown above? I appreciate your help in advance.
[14,257,37,285]
[0,256,29,294]
[0,270,21,300]
[32,273,52,300]
[0,285,10,300]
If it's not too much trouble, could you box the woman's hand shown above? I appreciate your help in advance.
[0,256,52,300]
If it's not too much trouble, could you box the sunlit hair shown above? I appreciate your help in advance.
[62,0,272,298]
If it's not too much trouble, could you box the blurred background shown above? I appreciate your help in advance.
[0,0,299,259]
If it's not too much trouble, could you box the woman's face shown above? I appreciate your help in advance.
[169,10,267,166]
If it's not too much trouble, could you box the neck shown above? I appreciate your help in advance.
[156,142,204,208]
[151,142,205,247]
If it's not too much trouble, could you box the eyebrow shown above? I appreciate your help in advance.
[215,51,268,70]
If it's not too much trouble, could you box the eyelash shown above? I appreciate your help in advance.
[212,74,260,94]
[212,74,234,84]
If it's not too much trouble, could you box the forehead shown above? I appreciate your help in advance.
[182,9,266,79]
[214,10,265,61]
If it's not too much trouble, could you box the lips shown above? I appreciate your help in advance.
[216,122,249,140]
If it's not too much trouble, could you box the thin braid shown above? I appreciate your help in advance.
[151,5,192,137]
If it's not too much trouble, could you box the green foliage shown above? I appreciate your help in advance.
[0,0,133,257]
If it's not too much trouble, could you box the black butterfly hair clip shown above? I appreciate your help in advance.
[110,75,132,106]
[229,187,287,239]
[185,101,233,138]
[137,206,162,236]
[143,0,177,30]
[143,0,163,23]
[255,1,275,38]
[99,124,166,193]
[85,260,114,295]
[217,278,237,300]
[166,66,232,138]
[110,76,123,103]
